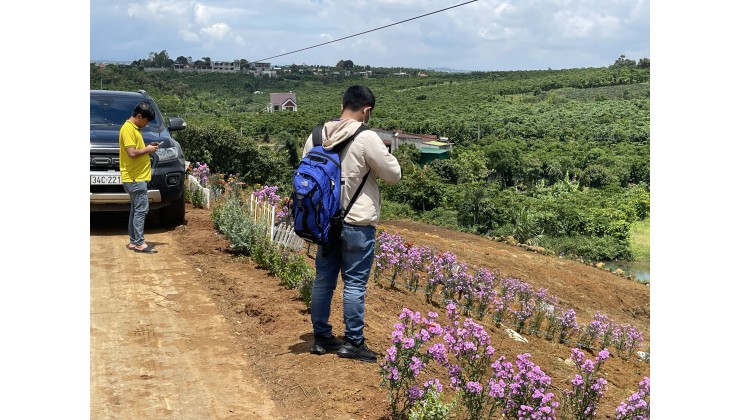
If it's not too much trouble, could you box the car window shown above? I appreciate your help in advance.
[90,96,161,130]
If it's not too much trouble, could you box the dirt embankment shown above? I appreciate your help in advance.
[91,208,650,419]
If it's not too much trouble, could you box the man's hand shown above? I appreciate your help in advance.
[126,143,159,158]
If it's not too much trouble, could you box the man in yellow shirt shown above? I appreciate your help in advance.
[119,102,160,253]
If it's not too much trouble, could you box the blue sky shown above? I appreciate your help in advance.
[90,0,650,71]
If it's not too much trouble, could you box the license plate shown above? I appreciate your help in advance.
[91,174,121,185]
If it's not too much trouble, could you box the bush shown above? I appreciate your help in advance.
[408,390,456,420]
[540,235,632,261]
[380,200,416,220]
[211,185,315,309]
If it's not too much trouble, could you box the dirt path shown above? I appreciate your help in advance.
[90,208,650,419]
[90,214,279,419]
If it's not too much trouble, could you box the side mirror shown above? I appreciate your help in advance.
[168,117,187,132]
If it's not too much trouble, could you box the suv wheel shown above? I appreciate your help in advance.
[159,194,185,226]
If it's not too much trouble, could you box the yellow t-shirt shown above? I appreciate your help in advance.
[119,120,152,182]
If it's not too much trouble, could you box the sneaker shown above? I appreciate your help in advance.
[337,340,377,363]
[310,335,343,355]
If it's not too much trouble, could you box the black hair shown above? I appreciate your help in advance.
[342,85,375,112]
[132,101,156,121]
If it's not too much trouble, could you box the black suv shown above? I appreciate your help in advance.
[90,89,188,226]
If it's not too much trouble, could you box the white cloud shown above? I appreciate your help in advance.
[553,10,623,39]
[125,0,189,19]
[201,22,231,39]
[179,29,200,43]
[193,3,210,25]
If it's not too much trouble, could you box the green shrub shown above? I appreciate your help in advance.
[541,234,633,261]
[418,207,459,230]
[210,187,315,310]
[408,391,456,420]
[380,200,416,221]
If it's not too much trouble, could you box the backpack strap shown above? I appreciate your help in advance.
[311,124,323,147]
[311,123,371,221]
[342,171,370,220]
[339,125,371,219]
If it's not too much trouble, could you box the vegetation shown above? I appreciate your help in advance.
[202,179,649,419]
[629,218,650,261]
[91,55,649,262]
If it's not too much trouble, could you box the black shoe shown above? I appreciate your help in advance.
[310,335,343,355]
[337,340,377,363]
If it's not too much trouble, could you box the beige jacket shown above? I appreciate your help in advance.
[302,119,402,226]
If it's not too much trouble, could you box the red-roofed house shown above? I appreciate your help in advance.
[268,92,297,112]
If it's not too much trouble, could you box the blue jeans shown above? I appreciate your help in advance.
[123,181,149,246]
[311,223,376,344]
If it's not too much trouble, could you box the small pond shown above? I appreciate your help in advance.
[598,261,650,283]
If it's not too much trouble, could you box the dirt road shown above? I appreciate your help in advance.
[90,213,278,419]
[90,208,650,419]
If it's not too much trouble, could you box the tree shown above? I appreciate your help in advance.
[611,54,636,68]
[453,149,490,183]
[580,164,615,188]
[427,159,458,184]
[398,167,444,211]
[456,182,486,228]
[485,139,523,188]
[336,59,354,70]
[149,50,173,68]
[393,144,420,174]
[175,56,189,65]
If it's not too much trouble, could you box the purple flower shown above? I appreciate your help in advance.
[466,381,483,394]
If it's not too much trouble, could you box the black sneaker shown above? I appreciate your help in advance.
[310,335,343,355]
[337,340,377,363]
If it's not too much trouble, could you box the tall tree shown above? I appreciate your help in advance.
[149,50,173,68]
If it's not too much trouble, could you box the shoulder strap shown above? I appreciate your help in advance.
[311,125,323,147]
[312,124,368,149]
[340,125,371,218]
[342,171,370,219]
[332,124,368,154]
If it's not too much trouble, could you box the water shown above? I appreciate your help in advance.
[599,260,650,283]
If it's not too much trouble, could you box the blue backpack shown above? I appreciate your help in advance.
[291,124,369,248]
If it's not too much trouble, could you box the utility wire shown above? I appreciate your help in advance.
[251,0,479,63]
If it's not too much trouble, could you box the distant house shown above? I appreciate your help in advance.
[420,140,453,166]
[371,129,395,154]
[251,62,276,77]
[171,60,240,73]
[268,92,297,112]
[371,129,453,164]
[211,61,239,72]
[394,132,440,150]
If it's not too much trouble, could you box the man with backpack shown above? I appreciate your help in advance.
[304,85,401,362]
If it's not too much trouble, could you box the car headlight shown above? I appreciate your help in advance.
[156,146,179,162]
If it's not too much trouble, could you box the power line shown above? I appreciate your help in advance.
[250,0,479,63]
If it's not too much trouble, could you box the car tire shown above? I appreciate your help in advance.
[159,193,186,227]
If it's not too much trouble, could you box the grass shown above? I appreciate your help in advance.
[630,217,650,262]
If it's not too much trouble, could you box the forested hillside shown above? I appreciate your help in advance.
[90,59,649,262]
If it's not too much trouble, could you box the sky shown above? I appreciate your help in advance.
[90,0,650,71]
